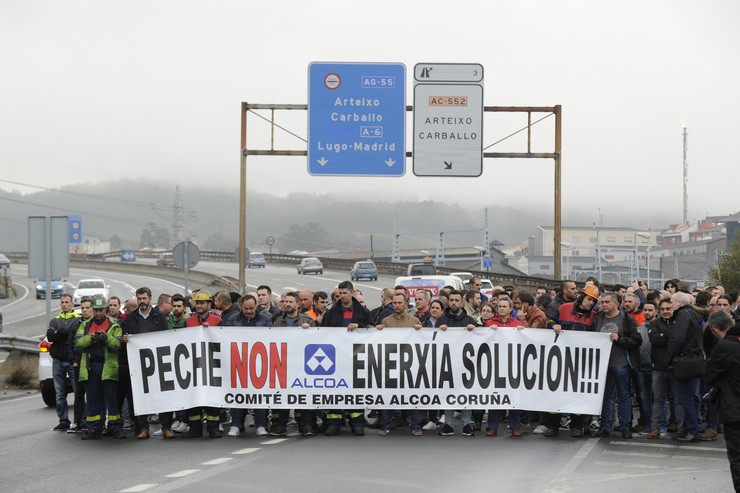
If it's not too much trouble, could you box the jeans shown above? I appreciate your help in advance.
[601,365,632,432]
[635,369,653,429]
[487,410,521,430]
[444,409,472,428]
[52,359,75,424]
[674,376,701,435]
[650,369,675,430]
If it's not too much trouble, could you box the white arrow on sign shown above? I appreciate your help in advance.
[317,157,328,166]
[385,158,395,167]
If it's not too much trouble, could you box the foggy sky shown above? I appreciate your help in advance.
[1,0,738,228]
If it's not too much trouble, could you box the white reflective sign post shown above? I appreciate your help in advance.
[413,63,484,177]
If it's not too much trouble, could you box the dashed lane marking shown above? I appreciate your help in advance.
[119,485,158,493]
[261,438,289,445]
[232,447,260,455]
[201,458,234,465]
[165,469,200,478]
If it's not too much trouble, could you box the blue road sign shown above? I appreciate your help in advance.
[68,215,82,244]
[120,249,137,263]
[308,62,406,176]
[483,257,493,268]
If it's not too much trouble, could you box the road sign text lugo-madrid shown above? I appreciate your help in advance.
[308,62,406,176]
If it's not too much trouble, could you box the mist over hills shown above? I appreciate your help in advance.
[0,180,674,254]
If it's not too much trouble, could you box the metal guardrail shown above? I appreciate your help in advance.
[6,250,561,291]
[0,334,41,354]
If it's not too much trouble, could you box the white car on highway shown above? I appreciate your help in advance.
[72,278,109,306]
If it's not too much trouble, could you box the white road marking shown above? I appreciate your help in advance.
[609,440,725,453]
[593,461,700,471]
[608,440,678,449]
[679,444,727,453]
[603,450,726,462]
[1,282,30,310]
[260,438,288,445]
[201,458,234,465]
[603,450,667,458]
[119,485,158,492]
[165,469,200,478]
[0,394,39,404]
[541,437,600,492]
[232,447,260,455]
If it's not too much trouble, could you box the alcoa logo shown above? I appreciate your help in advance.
[304,344,336,375]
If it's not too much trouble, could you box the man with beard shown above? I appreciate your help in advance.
[74,295,124,440]
[546,285,600,437]
[122,287,170,439]
[321,281,372,436]
[546,280,579,325]
[592,292,641,439]
[437,290,477,437]
[223,295,272,437]
[306,291,329,324]
[270,292,315,436]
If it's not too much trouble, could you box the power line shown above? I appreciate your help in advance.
[0,178,149,209]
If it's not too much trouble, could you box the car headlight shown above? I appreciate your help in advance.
[36,284,43,290]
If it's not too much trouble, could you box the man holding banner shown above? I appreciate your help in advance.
[321,281,372,436]
[183,290,223,438]
[592,291,641,439]
[123,287,171,439]
[545,284,599,437]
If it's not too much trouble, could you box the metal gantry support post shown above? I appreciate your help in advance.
[239,103,562,284]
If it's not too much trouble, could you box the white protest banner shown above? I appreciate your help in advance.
[126,326,612,416]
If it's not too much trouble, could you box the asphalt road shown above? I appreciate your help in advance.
[0,261,734,492]
[0,391,733,493]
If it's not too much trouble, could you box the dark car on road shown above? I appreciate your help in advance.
[297,257,323,275]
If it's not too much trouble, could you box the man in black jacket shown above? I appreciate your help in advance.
[667,291,705,442]
[647,298,675,438]
[437,290,477,437]
[321,281,372,436]
[47,294,81,430]
[705,310,740,490]
[122,287,170,439]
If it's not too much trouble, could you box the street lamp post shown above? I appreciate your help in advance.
[560,242,571,280]
[635,232,651,283]
[473,245,486,271]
